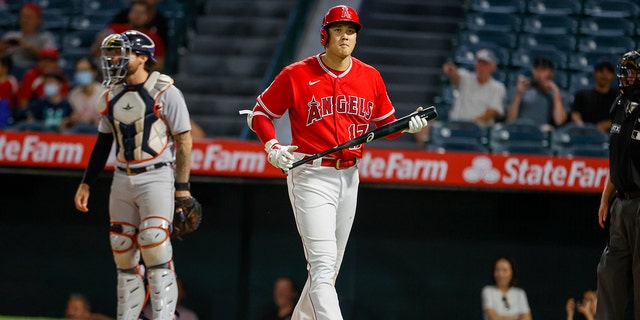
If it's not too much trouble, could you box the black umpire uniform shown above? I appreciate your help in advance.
[596,50,640,320]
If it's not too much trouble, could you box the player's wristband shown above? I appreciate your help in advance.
[175,182,190,191]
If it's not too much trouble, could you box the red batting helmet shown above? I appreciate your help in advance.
[320,5,362,46]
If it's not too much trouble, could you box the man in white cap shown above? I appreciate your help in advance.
[442,48,506,126]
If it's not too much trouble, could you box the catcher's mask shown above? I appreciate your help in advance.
[100,33,132,86]
[618,50,640,97]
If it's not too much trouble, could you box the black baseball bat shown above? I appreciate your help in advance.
[289,106,438,170]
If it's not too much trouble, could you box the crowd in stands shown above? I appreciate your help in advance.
[0,0,188,135]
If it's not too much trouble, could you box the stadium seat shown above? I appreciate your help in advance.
[551,123,609,152]
[453,43,510,68]
[518,33,577,52]
[62,30,98,55]
[568,72,595,93]
[69,13,113,32]
[429,120,489,145]
[458,30,518,50]
[527,0,582,15]
[577,35,635,54]
[583,0,640,18]
[568,52,620,71]
[510,47,567,70]
[579,16,635,36]
[522,15,578,35]
[426,139,490,153]
[491,143,554,156]
[488,120,549,148]
[557,145,609,158]
[468,0,526,13]
[40,11,69,33]
[465,12,521,33]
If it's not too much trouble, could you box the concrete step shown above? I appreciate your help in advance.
[195,16,287,37]
[184,93,257,116]
[203,0,296,18]
[364,13,462,33]
[358,47,450,69]
[188,35,277,56]
[358,30,456,50]
[178,54,270,77]
[176,74,261,96]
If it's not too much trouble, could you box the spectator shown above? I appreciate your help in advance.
[0,54,18,127]
[259,276,299,320]
[90,0,165,71]
[443,49,507,126]
[66,56,104,133]
[566,289,597,320]
[570,61,617,133]
[64,293,115,320]
[481,256,532,320]
[110,0,169,47]
[10,70,72,132]
[16,47,69,110]
[506,57,568,130]
[0,2,57,78]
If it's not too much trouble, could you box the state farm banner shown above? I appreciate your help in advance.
[0,131,609,193]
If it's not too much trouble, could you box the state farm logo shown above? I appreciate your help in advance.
[463,156,500,184]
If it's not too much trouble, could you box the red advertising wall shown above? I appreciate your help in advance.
[0,131,609,193]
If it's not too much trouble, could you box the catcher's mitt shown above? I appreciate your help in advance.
[172,196,202,239]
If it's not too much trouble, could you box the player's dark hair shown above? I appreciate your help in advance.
[491,255,519,288]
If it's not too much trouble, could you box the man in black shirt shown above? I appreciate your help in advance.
[110,0,169,46]
[570,61,617,133]
[596,50,640,320]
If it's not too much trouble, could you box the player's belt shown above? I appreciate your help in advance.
[117,162,173,176]
[617,190,640,200]
[304,157,357,170]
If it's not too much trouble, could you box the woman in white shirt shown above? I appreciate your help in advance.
[481,256,532,320]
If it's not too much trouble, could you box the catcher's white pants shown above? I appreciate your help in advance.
[287,165,359,320]
[110,166,178,319]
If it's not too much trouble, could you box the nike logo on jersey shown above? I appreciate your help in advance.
[308,80,320,86]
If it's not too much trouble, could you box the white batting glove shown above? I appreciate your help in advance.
[403,107,428,134]
[264,139,298,171]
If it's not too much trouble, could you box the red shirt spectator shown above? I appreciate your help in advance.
[17,47,69,108]
[0,54,19,108]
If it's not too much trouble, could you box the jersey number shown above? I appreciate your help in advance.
[348,124,369,150]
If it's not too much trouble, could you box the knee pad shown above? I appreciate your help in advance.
[116,269,146,320]
[110,223,140,270]
[137,216,173,267]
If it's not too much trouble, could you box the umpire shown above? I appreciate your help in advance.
[596,50,640,320]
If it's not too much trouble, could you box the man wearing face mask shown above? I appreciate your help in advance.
[67,56,104,133]
[9,69,72,132]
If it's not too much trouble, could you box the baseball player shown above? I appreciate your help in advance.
[596,50,640,320]
[73,30,194,320]
[243,5,427,320]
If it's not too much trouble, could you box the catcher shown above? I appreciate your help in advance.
[73,30,200,319]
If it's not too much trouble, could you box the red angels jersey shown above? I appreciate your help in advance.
[253,54,396,160]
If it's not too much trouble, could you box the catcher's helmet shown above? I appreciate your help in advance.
[320,5,362,46]
[122,30,156,63]
[618,50,640,96]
